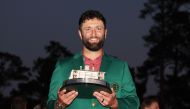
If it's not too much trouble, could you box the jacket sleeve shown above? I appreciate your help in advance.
[118,62,140,109]
[47,60,67,109]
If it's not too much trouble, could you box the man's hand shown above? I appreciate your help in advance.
[57,89,78,107]
[93,88,118,109]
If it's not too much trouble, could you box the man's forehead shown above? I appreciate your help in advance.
[83,18,103,23]
[82,19,104,27]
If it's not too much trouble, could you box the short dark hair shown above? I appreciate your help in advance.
[79,10,106,30]
[141,96,159,109]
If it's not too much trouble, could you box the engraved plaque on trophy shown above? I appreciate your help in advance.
[60,65,112,98]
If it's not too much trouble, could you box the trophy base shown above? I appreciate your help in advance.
[60,78,112,98]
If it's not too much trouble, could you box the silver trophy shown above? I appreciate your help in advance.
[60,65,112,98]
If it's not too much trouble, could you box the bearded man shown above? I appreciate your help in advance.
[47,9,139,109]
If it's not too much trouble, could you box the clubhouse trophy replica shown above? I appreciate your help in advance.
[60,65,112,98]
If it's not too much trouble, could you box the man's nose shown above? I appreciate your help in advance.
[92,29,97,37]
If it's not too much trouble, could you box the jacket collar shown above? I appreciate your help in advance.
[72,52,112,72]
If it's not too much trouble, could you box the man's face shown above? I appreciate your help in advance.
[79,18,107,51]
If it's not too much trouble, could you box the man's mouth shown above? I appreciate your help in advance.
[89,38,99,43]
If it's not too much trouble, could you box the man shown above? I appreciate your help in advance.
[141,96,160,109]
[47,9,139,109]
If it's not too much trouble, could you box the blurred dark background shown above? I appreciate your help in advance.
[0,0,190,109]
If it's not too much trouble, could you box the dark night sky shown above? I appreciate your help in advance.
[0,0,152,67]
[0,0,158,96]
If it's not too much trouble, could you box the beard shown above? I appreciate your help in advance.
[82,35,105,51]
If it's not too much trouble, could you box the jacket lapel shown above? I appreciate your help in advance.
[100,54,112,74]
[71,53,84,70]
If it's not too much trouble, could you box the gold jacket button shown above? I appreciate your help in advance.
[92,102,96,107]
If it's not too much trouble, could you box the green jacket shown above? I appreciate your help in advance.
[47,53,139,109]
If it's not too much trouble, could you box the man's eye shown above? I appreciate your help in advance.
[97,28,102,30]
[84,28,91,31]
[96,27,103,30]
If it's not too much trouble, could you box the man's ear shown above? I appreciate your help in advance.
[78,30,82,40]
[105,29,107,39]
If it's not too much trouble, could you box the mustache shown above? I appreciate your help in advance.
[89,36,99,39]
[88,35,106,40]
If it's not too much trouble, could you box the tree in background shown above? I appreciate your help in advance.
[0,41,73,109]
[15,41,73,109]
[0,52,30,108]
[137,0,190,109]
[33,40,73,97]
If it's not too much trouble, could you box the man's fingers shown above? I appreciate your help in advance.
[93,92,104,98]
[93,92,104,102]
[66,91,78,100]
[100,90,115,101]
[58,91,78,106]
[93,92,102,100]
[93,91,109,105]
[100,91,110,97]
[65,90,77,97]
[58,89,67,96]
[66,91,78,104]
